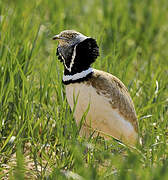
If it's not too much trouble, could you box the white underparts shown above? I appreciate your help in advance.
[63,68,93,82]
[65,81,138,145]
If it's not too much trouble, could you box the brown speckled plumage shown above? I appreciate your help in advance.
[85,69,138,132]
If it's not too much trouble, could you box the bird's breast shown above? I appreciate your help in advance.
[65,82,138,145]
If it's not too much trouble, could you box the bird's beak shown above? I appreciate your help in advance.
[52,35,60,40]
[52,34,67,41]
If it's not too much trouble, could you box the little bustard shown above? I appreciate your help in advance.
[53,30,139,145]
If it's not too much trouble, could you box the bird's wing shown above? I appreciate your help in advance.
[85,69,138,132]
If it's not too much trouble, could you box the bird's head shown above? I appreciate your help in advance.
[53,30,87,46]
[53,30,99,75]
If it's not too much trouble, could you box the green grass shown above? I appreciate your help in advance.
[0,0,168,179]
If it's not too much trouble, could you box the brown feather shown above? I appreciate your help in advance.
[85,69,138,132]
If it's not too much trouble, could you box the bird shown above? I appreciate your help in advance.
[52,30,139,146]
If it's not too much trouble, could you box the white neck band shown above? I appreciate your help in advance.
[63,68,93,82]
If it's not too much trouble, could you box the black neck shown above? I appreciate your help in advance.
[56,38,99,84]
[64,38,99,75]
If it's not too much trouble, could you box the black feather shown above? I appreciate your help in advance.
[56,46,75,66]
[64,38,99,75]
[56,47,63,62]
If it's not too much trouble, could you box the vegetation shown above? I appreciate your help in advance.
[0,0,168,179]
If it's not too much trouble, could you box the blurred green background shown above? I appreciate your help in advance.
[0,0,168,179]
